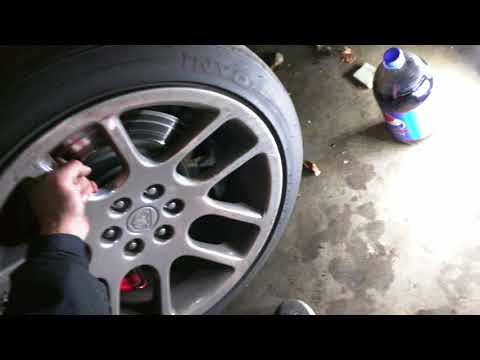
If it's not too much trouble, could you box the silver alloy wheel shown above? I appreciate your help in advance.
[0,87,283,315]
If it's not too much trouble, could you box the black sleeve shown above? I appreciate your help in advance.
[5,234,110,315]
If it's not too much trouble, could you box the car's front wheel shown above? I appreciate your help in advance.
[0,45,302,315]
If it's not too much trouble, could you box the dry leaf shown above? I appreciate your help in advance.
[270,52,285,71]
[303,160,322,176]
[339,47,355,64]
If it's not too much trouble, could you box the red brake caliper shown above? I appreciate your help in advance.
[121,270,149,293]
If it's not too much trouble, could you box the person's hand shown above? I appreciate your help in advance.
[25,160,98,240]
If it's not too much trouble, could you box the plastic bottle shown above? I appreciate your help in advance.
[373,47,434,143]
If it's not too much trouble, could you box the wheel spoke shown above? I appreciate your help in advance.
[85,197,108,221]
[185,237,243,268]
[98,115,147,171]
[203,198,263,225]
[170,110,232,166]
[146,261,175,315]
[17,153,60,180]
[99,272,123,315]
[88,253,126,315]
[158,264,175,315]
[35,154,59,174]
[199,145,262,194]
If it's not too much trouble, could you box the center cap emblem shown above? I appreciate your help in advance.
[127,207,159,233]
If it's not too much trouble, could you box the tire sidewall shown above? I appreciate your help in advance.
[0,45,303,314]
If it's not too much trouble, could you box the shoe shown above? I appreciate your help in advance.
[275,299,316,315]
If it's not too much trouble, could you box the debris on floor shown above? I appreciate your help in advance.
[339,47,355,64]
[303,160,322,176]
[270,52,285,71]
[352,63,376,89]
[315,45,333,55]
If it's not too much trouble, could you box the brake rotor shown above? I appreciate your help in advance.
[52,110,184,188]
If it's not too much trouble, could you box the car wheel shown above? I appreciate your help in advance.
[0,45,302,315]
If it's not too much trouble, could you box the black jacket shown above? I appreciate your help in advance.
[5,234,110,315]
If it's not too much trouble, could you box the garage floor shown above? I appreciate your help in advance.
[224,45,480,315]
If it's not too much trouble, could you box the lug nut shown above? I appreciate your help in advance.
[127,240,139,251]
[157,227,167,237]
[111,198,131,213]
[146,187,158,196]
[113,200,126,209]
[102,227,121,241]
[144,185,164,200]
[155,225,174,242]
[125,239,144,255]
[165,201,176,210]
[164,199,184,215]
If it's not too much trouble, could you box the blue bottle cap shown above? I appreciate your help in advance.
[383,47,406,70]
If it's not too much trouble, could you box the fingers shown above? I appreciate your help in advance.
[41,160,98,201]
[77,177,96,198]
[56,160,92,184]
[91,180,98,193]
[87,180,98,195]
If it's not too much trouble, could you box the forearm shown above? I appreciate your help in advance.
[5,234,110,315]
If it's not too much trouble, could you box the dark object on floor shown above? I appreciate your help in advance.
[315,45,334,55]
[339,47,355,64]
[303,160,321,177]
[275,299,316,315]
[261,52,285,71]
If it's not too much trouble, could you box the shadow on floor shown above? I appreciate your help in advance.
[342,64,366,89]
[359,122,393,142]
[327,121,393,150]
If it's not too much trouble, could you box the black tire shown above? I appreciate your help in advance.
[0,45,303,314]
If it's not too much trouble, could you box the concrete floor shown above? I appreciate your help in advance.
[224,45,480,315]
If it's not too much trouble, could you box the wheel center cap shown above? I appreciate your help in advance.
[127,206,159,233]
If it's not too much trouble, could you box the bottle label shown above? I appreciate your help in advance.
[384,99,434,142]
